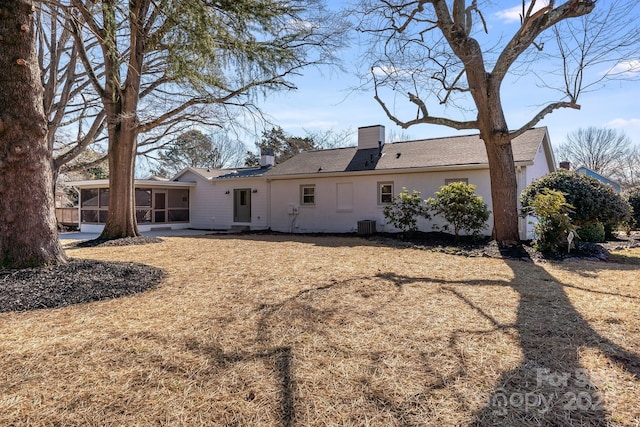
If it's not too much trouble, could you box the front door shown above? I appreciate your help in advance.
[154,191,166,223]
[233,189,251,222]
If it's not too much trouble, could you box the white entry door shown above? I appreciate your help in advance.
[233,189,251,222]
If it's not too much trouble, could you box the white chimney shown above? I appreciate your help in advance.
[358,125,385,150]
[260,148,275,167]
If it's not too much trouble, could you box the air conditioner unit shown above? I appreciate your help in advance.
[357,220,376,235]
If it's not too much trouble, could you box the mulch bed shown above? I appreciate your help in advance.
[0,259,164,313]
[371,230,640,262]
[0,237,163,313]
[71,236,163,248]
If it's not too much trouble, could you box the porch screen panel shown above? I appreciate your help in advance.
[135,188,152,223]
[80,188,105,223]
[167,189,189,222]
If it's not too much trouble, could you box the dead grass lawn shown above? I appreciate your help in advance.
[1,235,639,426]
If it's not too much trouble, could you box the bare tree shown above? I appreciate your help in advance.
[615,144,640,190]
[385,128,413,143]
[63,0,347,240]
[148,130,245,178]
[35,3,106,190]
[557,127,632,176]
[0,0,67,267]
[303,127,355,148]
[356,0,640,244]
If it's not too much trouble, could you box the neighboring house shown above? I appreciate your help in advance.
[575,166,621,193]
[70,125,556,239]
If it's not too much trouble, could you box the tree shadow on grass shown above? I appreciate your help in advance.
[380,259,640,426]
[126,258,638,426]
[203,263,640,426]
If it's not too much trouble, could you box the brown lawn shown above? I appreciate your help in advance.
[1,234,639,426]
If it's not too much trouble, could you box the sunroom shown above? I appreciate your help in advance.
[69,179,196,233]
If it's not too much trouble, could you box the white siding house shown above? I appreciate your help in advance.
[171,167,271,231]
[69,126,556,238]
[264,125,556,239]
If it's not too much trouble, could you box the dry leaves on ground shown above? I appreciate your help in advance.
[1,234,639,426]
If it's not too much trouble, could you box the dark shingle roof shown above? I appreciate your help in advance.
[266,128,548,177]
[177,166,272,180]
[215,166,272,179]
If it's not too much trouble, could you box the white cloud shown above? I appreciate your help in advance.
[371,65,411,77]
[605,60,640,77]
[495,1,550,24]
[288,18,318,32]
[372,65,397,76]
[608,118,640,128]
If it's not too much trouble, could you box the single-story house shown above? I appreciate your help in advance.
[575,166,621,193]
[70,125,556,239]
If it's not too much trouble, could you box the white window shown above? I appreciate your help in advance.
[378,182,393,204]
[300,185,315,205]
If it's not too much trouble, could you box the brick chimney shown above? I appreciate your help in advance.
[260,148,275,167]
[357,125,385,150]
[559,161,571,170]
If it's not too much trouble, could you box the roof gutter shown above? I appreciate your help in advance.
[266,161,533,181]
[66,179,196,188]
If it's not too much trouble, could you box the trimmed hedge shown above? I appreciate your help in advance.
[426,182,490,237]
[521,170,631,228]
[627,187,640,230]
[382,188,430,234]
[578,222,605,243]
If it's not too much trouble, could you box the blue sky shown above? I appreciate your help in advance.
[251,1,640,151]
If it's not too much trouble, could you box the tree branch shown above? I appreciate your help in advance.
[510,101,580,139]
[54,110,107,169]
[493,0,596,82]
[68,10,105,97]
[373,85,477,131]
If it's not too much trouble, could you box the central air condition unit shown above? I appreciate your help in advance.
[357,220,376,235]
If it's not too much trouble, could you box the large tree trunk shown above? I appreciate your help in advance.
[99,115,140,239]
[469,70,521,245]
[483,138,521,244]
[0,0,67,268]
[97,0,144,240]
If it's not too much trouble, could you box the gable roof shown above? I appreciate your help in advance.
[575,166,621,192]
[172,165,272,181]
[265,127,550,177]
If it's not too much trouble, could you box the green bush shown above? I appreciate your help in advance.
[426,182,491,237]
[528,189,576,253]
[627,187,640,230]
[578,222,605,243]
[521,170,631,229]
[383,188,430,234]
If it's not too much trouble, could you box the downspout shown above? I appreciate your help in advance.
[516,166,525,240]
[290,209,298,233]
[266,179,271,230]
[69,186,82,231]
[72,186,81,231]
